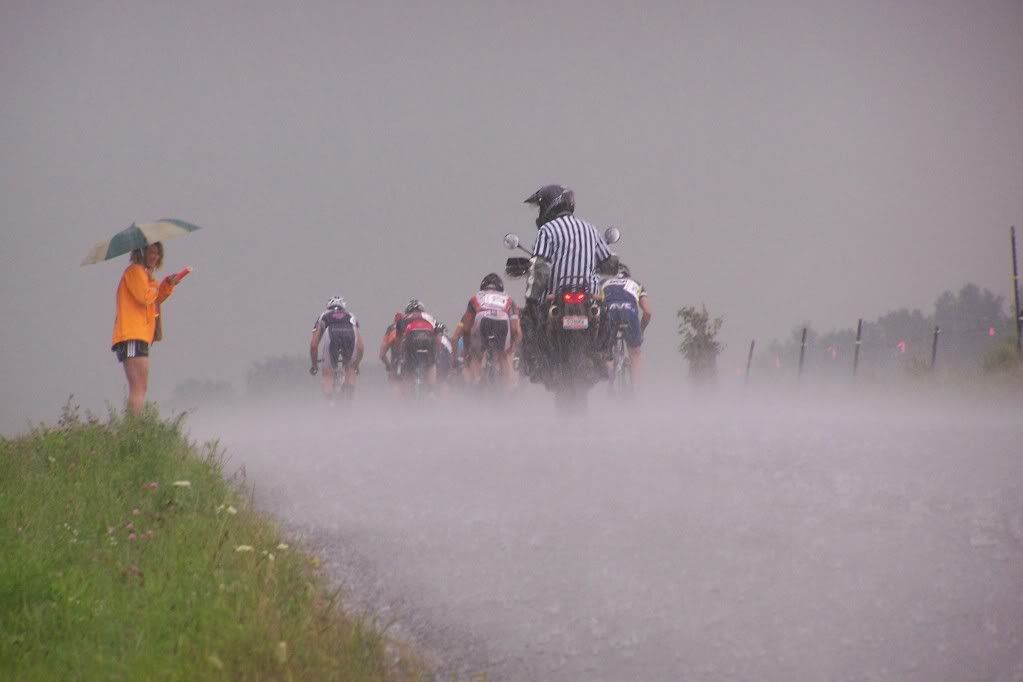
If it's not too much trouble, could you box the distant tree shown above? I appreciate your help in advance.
[170,379,235,407]
[677,304,724,383]
[246,354,308,395]
[933,284,1012,366]
[758,282,1013,376]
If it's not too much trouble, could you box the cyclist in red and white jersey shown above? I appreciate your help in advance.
[396,299,441,387]
[451,273,522,387]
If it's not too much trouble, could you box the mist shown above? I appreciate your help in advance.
[3,1,1023,679]
[182,385,1023,681]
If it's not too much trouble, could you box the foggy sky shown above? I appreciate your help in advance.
[2,0,1022,430]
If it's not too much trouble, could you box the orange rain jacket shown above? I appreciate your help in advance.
[111,264,175,347]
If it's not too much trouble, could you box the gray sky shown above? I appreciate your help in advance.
[2,0,1021,430]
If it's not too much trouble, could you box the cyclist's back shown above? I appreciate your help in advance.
[315,306,359,367]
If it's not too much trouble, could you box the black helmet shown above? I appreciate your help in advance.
[405,298,425,315]
[480,273,504,292]
[524,184,575,228]
[617,263,631,279]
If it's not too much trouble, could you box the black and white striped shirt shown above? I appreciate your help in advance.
[532,215,612,296]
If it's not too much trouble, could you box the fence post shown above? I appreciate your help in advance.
[798,327,807,380]
[745,339,755,384]
[853,318,863,378]
[1012,226,1021,358]
[930,325,940,370]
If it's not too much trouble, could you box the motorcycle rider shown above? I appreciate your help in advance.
[451,273,523,387]
[309,296,364,402]
[599,264,652,385]
[395,299,441,388]
[521,184,619,382]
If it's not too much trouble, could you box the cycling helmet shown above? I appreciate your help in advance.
[327,295,346,310]
[480,273,504,292]
[617,263,631,279]
[524,184,575,228]
[405,298,425,315]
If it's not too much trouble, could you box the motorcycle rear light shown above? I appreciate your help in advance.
[562,291,585,305]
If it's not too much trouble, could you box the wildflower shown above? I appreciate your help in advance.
[235,545,254,553]
[276,543,289,551]
[226,506,238,515]
[132,508,141,516]
[48,456,56,464]
[215,504,225,513]
[128,533,137,542]
[274,641,287,664]
[126,522,135,531]
[207,655,224,670]
[107,526,115,535]
[268,553,275,562]
[142,481,159,491]
[172,480,191,488]
[16,527,22,534]
[145,529,155,540]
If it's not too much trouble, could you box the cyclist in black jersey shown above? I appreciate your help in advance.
[309,296,364,402]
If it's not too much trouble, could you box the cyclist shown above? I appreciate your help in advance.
[379,312,402,382]
[395,299,441,388]
[451,273,522,387]
[309,296,364,402]
[599,264,651,385]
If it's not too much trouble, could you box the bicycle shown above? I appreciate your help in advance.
[608,322,632,397]
[479,333,500,388]
[319,350,354,406]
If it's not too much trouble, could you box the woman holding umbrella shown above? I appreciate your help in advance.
[111,241,186,414]
[85,219,200,415]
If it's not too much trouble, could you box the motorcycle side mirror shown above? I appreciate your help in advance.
[503,233,521,250]
[604,226,621,244]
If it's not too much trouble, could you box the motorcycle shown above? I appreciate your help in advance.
[502,228,621,412]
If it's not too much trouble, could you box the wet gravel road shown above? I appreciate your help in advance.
[188,390,1023,681]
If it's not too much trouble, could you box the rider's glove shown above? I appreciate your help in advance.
[309,366,318,376]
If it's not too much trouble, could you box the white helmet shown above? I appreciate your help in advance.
[327,296,346,310]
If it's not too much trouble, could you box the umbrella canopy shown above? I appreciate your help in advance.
[81,219,202,266]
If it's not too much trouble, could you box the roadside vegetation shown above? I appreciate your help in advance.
[0,404,424,681]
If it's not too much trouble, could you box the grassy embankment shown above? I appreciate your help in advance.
[0,405,424,681]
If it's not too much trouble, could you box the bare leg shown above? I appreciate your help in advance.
[628,347,642,386]
[348,337,364,386]
[322,365,335,399]
[123,356,150,415]
[499,351,517,388]
[467,356,482,384]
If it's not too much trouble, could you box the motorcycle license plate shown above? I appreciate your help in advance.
[562,315,589,330]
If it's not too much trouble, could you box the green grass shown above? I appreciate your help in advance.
[0,404,424,681]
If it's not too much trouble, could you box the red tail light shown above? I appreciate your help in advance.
[562,291,586,305]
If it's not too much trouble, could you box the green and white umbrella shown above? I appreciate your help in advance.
[81,219,202,266]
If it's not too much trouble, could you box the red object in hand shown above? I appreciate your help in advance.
[174,266,192,282]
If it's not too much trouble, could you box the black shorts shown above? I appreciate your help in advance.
[328,328,357,369]
[112,340,150,362]
[401,330,436,369]
[470,317,510,356]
